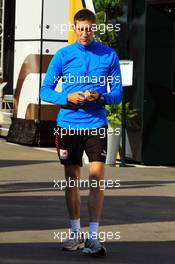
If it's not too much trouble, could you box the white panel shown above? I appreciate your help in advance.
[41,41,68,95]
[17,74,39,119]
[15,0,42,39]
[13,41,40,90]
[42,41,68,55]
[43,0,69,40]
[119,60,133,87]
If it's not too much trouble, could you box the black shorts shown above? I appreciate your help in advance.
[55,126,107,166]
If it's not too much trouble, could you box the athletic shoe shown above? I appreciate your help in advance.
[62,232,85,251]
[82,238,107,257]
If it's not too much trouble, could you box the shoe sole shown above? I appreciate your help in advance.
[62,243,85,251]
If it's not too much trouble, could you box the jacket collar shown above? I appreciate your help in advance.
[75,40,96,51]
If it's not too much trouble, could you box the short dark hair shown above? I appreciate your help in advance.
[74,8,96,25]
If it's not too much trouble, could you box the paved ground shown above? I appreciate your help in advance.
[0,138,175,264]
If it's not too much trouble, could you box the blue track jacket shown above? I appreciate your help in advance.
[40,40,122,129]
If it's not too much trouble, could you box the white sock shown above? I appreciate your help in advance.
[70,218,80,233]
[89,222,99,239]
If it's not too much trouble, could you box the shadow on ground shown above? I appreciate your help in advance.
[0,160,58,168]
[0,195,175,232]
[0,241,174,264]
[1,180,175,194]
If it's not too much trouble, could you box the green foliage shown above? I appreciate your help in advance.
[94,0,123,19]
[106,104,122,127]
[94,0,138,128]
[94,0,123,50]
[106,103,138,128]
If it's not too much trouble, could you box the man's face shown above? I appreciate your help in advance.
[74,20,94,46]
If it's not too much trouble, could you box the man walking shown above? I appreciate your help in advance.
[40,8,122,257]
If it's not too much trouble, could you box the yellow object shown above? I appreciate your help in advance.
[117,152,120,160]
[68,0,84,44]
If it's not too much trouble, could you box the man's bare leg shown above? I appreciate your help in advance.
[82,161,107,256]
[88,161,105,222]
[62,165,85,250]
[64,165,80,219]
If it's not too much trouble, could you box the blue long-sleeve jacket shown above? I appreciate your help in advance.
[40,40,122,129]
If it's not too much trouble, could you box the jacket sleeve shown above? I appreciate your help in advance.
[102,51,122,105]
[40,51,68,105]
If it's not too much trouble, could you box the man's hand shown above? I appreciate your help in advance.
[84,90,101,101]
[67,91,86,105]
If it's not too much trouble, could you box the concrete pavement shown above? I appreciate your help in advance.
[0,138,175,264]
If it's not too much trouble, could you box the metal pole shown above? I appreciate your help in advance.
[120,86,126,167]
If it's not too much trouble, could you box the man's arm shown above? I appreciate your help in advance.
[102,51,122,105]
[40,51,68,105]
[84,51,122,105]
